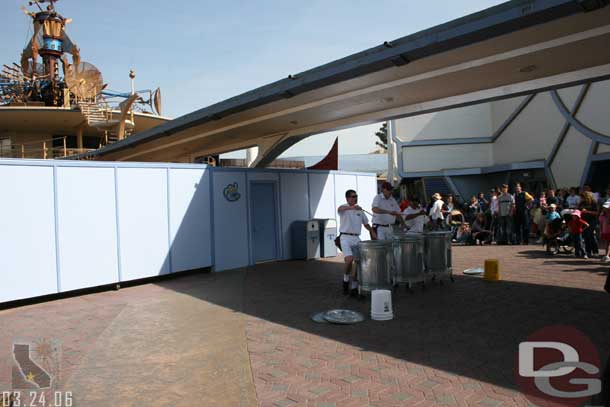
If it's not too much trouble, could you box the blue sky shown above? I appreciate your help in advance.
[1,0,503,157]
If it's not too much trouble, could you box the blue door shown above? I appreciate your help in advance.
[251,182,278,262]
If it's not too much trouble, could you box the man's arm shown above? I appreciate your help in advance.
[402,210,426,221]
[338,204,361,213]
[363,223,377,240]
[371,197,400,215]
[372,206,401,215]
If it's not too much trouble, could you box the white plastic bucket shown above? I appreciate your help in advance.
[371,289,393,321]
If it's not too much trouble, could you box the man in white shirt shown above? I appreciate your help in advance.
[371,182,402,240]
[402,198,427,233]
[566,188,581,209]
[338,189,376,296]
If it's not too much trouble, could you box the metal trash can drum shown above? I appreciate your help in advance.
[392,233,425,288]
[423,231,453,282]
[313,218,337,258]
[291,220,320,260]
[358,240,393,293]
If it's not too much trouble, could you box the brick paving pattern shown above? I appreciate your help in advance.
[0,245,607,406]
[244,245,609,407]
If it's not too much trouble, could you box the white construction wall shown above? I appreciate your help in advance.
[0,159,377,303]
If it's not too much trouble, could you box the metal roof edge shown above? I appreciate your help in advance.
[73,0,598,160]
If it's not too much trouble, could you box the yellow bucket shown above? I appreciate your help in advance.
[484,259,500,281]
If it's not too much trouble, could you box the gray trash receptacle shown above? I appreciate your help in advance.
[313,218,337,258]
[291,220,320,259]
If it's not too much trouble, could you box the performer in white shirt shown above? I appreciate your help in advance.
[371,181,402,240]
[338,189,376,296]
[401,198,428,233]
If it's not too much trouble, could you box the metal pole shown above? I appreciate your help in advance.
[63,136,67,157]
[43,141,47,159]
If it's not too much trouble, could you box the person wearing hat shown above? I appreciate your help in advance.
[546,203,561,222]
[428,192,444,230]
[567,210,589,258]
[599,201,610,263]
[544,203,563,255]
[371,181,402,240]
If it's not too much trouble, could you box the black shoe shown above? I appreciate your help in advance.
[343,281,349,295]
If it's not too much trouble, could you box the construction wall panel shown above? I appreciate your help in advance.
[117,167,170,280]
[308,172,335,219]
[169,168,212,273]
[356,175,378,239]
[279,172,309,260]
[0,165,58,302]
[333,174,358,233]
[212,170,249,271]
[56,166,119,291]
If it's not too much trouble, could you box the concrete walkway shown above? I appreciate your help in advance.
[0,270,257,407]
[0,245,608,406]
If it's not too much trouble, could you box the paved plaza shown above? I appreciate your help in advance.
[0,245,608,406]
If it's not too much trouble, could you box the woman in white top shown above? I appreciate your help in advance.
[429,193,445,229]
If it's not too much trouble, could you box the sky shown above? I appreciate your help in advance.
[0,0,504,158]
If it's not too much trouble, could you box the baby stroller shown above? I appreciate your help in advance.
[544,217,574,255]
[447,210,465,240]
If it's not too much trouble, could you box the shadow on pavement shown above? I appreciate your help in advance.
[155,253,610,396]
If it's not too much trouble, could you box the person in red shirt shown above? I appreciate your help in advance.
[568,210,589,258]
[399,199,410,212]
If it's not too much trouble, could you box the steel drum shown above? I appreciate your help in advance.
[423,231,453,280]
[357,240,393,293]
[392,232,425,286]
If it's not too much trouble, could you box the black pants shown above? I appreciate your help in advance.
[583,219,599,256]
[498,216,512,244]
[572,233,585,257]
[473,231,492,243]
[514,212,530,244]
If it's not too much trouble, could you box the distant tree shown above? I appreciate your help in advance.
[374,122,388,151]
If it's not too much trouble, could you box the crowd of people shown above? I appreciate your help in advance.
[335,181,610,299]
[412,183,610,261]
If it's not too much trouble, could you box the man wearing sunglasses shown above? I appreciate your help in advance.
[338,189,377,296]
[372,181,402,240]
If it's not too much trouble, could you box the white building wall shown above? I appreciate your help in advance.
[598,144,610,154]
[394,79,610,188]
[402,144,493,173]
[556,85,582,110]
[576,80,610,134]
[394,103,491,142]
[489,96,527,132]
[492,93,564,165]
[551,128,592,188]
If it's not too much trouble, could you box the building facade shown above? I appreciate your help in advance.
[391,78,610,200]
